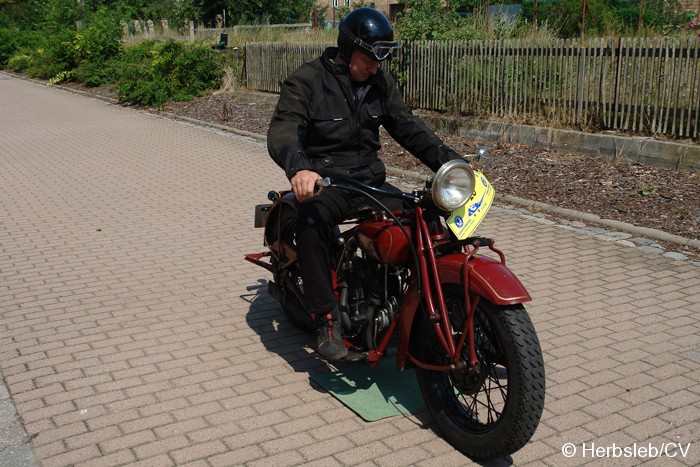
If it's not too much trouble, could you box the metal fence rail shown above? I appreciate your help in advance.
[245,37,700,140]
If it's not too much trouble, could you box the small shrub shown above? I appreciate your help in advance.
[0,27,45,67]
[76,8,123,63]
[71,9,123,87]
[75,59,119,87]
[116,39,222,108]
[118,65,172,107]
[48,69,76,86]
[0,27,17,65]
[26,28,78,79]
[6,53,32,72]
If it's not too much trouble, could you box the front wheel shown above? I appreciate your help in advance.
[414,285,545,460]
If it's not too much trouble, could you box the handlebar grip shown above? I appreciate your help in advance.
[468,237,493,247]
[313,177,331,194]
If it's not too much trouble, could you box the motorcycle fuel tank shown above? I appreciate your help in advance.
[357,220,412,265]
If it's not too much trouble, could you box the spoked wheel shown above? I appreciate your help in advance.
[414,284,545,460]
[265,205,316,333]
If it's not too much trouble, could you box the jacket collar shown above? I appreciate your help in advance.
[322,47,346,75]
[321,47,380,86]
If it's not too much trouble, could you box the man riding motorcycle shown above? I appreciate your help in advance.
[267,7,463,360]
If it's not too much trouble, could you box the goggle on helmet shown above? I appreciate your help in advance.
[340,23,400,61]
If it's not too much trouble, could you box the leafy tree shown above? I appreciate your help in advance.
[169,0,204,29]
[0,0,42,29]
[520,0,685,37]
[200,0,316,25]
[395,0,527,40]
[43,0,82,32]
[450,0,510,15]
[336,1,376,23]
[395,0,466,40]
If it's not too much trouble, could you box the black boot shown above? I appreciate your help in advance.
[317,312,348,360]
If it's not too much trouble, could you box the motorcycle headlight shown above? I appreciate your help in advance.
[431,159,475,211]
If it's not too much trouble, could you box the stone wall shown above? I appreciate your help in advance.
[423,115,700,172]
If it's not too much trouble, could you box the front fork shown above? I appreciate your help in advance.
[410,206,482,372]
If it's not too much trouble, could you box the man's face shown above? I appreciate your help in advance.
[347,49,380,83]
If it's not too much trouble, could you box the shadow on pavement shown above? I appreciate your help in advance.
[241,279,333,378]
[240,280,517,466]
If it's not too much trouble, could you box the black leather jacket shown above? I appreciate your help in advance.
[267,47,461,184]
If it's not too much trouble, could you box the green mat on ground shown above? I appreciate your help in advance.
[310,357,426,421]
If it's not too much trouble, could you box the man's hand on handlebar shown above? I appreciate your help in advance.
[290,169,322,202]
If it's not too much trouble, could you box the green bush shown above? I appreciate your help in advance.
[76,8,123,63]
[116,39,223,108]
[0,28,17,65]
[75,59,119,87]
[2,6,123,83]
[395,0,466,40]
[25,28,78,79]
[72,8,123,86]
[0,27,45,67]
[6,53,32,72]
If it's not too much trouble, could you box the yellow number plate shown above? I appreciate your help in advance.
[446,170,495,240]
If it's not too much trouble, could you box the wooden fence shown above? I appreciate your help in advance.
[246,37,700,140]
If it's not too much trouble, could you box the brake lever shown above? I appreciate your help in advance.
[474,148,493,171]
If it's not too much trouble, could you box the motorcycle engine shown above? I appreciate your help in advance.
[335,244,405,350]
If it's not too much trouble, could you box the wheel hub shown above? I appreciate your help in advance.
[451,361,485,395]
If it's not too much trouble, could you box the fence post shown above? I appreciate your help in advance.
[577,41,586,124]
[612,37,623,131]
[120,21,129,41]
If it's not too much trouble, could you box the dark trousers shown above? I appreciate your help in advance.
[295,181,402,317]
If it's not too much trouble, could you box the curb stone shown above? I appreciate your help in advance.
[0,371,38,467]
[34,74,700,259]
[45,76,700,265]
[9,71,700,259]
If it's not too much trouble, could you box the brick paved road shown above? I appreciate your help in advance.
[1,73,699,466]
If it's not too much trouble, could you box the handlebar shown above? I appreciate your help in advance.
[319,176,421,204]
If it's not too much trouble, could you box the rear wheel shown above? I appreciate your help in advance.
[414,285,545,460]
[265,204,316,333]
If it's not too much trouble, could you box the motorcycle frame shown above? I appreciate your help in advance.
[363,204,531,373]
[363,204,469,370]
[245,193,531,374]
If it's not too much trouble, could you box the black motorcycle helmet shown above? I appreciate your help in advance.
[337,7,399,62]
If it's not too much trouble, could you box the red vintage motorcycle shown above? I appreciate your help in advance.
[245,157,545,460]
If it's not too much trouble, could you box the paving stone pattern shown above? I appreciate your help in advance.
[1,74,699,466]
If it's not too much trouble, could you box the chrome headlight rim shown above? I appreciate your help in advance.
[431,159,475,211]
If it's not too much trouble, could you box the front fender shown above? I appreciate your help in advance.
[438,253,531,305]
[396,253,530,370]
